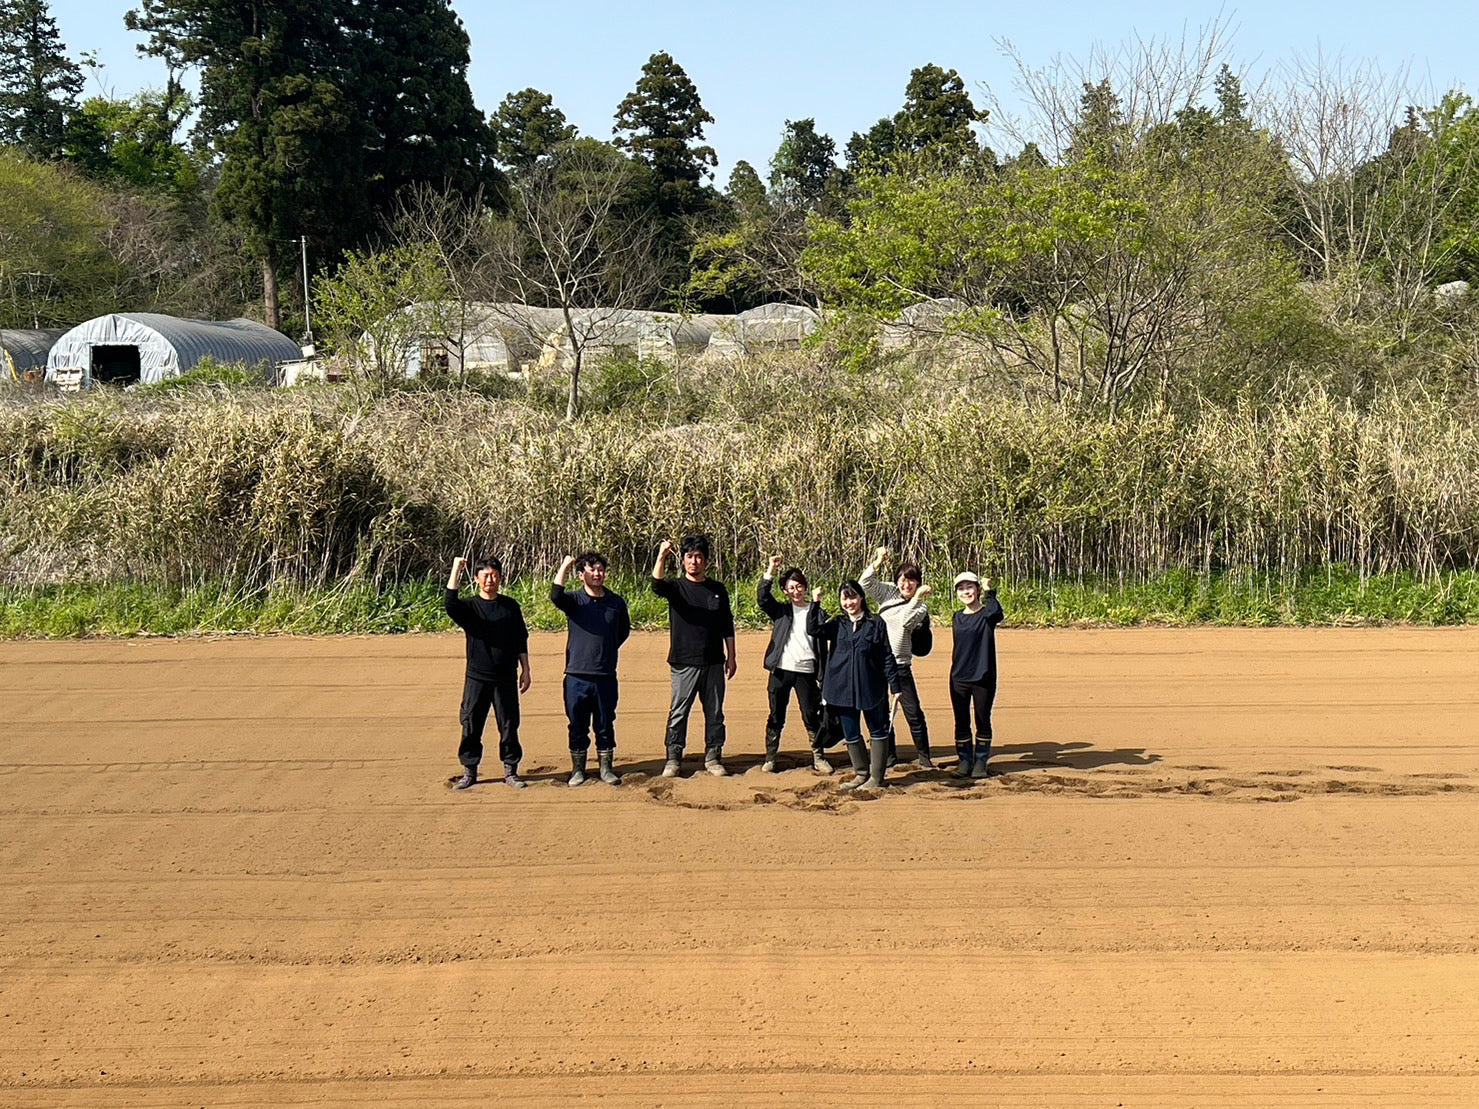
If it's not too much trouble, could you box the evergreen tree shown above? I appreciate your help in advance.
[612,50,717,220]
[845,117,897,170]
[128,0,498,329]
[0,0,83,160]
[725,159,768,216]
[1214,64,1248,126]
[346,0,500,218]
[893,63,981,156]
[490,87,576,173]
[769,118,837,209]
[846,64,981,172]
[1067,77,1129,164]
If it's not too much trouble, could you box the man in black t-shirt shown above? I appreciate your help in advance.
[651,534,737,778]
[445,555,531,791]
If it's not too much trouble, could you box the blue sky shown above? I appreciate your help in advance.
[50,0,1477,179]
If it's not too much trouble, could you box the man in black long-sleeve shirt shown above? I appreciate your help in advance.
[651,534,736,777]
[551,550,631,787]
[445,555,531,791]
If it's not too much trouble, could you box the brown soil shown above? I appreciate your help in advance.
[3,627,1478,1106]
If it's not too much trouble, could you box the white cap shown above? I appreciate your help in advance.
[952,571,982,588]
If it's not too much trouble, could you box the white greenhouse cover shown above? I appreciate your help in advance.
[46,313,302,386]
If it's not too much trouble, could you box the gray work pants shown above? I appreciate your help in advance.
[665,663,726,753]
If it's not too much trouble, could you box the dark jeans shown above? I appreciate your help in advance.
[666,663,726,753]
[887,667,929,744]
[459,671,521,769]
[950,671,997,743]
[766,668,823,739]
[835,699,891,743]
[565,673,619,752]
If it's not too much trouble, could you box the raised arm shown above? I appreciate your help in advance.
[757,554,787,618]
[900,583,932,630]
[807,587,840,644]
[983,580,1004,627]
[444,557,471,627]
[550,555,577,612]
[447,555,468,591]
[651,539,674,581]
[858,546,898,605]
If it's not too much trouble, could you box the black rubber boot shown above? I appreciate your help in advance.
[704,746,728,777]
[867,736,889,789]
[598,749,621,785]
[503,762,527,789]
[839,739,870,791]
[952,741,975,778]
[568,750,587,787]
[885,729,899,769]
[915,734,934,770]
[971,741,992,779]
[661,743,683,778]
[762,729,781,772]
[452,764,477,790]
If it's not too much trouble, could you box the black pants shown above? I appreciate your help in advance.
[565,673,619,752]
[888,667,929,744]
[766,668,823,739]
[950,671,997,744]
[459,671,521,769]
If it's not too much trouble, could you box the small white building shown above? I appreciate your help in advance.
[46,313,302,389]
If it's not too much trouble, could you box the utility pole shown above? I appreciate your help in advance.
[300,236,314,352]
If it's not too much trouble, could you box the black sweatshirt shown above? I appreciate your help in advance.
[549,583,631,676]
[444,589,529,679]
[950,592,1005,684]
[650,576,735,667]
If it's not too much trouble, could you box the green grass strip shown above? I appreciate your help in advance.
[3,567,1478,639]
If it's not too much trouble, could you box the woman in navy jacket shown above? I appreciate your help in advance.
[808,580,899,790]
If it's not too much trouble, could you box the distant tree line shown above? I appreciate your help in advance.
[2,3,1478,419]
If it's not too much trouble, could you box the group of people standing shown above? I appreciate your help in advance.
[442,535,1004,793]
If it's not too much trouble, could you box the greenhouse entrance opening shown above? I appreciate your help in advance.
[92,345,141,386]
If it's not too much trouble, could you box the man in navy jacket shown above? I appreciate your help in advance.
[551,551,632,786]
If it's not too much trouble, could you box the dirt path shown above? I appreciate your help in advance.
[3,628,1478,1106]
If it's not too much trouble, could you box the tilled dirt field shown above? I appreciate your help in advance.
[3,627,1478,1107]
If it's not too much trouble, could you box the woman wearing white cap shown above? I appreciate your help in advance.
[949,571,1004,778]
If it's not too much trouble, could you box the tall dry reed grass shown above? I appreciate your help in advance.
[2,382,1477,588]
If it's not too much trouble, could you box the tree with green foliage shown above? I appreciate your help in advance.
[490,87,577,173]
[128,0,365,328]
[128,0,499,331]
[847,63,983,172]
[314,241,454,396]
[769,117,839,210]
[845,116,896,170]
[612,50,717,223]
[69,88,200,195]
[0,0,84,160]
[805,109,1308,412]
[0,147,120,325]
[724,159,768,217]
[345,0,500,220]
[894,63,982,157]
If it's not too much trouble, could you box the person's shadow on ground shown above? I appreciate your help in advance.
[983,740,1161,776]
